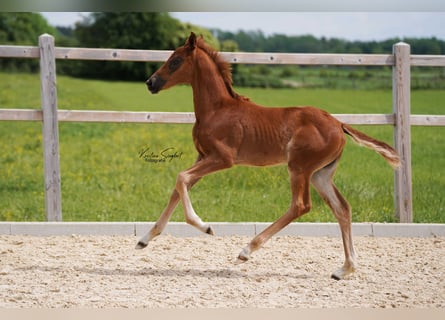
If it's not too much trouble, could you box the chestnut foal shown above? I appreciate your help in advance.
[136,32,400,280]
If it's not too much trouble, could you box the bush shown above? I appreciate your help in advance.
[280,66,298,77]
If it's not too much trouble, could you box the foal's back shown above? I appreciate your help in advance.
[213,101,346,168]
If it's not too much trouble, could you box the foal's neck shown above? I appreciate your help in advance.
[191,50,234,121]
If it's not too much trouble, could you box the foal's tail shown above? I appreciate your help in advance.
[342,124,401,169]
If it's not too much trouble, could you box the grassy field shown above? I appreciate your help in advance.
[242,65,445,90]
[0,72,444,223]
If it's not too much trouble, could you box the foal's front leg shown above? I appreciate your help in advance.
[136,156,232,249]
[136,157,202,249]
[135,189,180,249]
[176,157,233,235]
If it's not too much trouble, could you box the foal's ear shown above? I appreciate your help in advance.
[186,32,197,50]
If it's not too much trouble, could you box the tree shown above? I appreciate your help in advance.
[0,12,56,44]
[220,39,239,52]
[72,13,219,81]
[212,29,445,55]
[407,37,442,55]
[75,13,180,50]
[72,13,178,80]
[176,23,220,50]
[0,13,57,72]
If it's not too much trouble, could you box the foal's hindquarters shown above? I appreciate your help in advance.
[234,107,357,280]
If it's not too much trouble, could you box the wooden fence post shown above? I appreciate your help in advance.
[39,34,62,221]
[392,42,413,223]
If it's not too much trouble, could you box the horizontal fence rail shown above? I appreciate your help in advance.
[2,44,445,66]
[2,109,445,126]
[1,34,445,223]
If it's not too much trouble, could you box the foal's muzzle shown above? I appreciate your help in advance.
[146,75,165,94]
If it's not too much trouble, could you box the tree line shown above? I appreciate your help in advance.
[0,12,217,80]
[213,29,445,55]
[1,12,444,83]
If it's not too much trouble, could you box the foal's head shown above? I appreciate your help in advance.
[146,32,240,99]
[146,32,198,94]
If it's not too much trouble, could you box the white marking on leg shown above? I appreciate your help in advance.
[136,190,180,249]
[236,246,251,264]
[177,172,214,235]
[312,164,356,280]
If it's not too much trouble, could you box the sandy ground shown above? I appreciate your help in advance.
[0,234,444,308]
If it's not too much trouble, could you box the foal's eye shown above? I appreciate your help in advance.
[168,57,183,72]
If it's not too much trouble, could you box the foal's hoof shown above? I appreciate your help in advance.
[331,273,341,281]
[206,226,215,235]
[331,265,355,280]
[235,255,248,265]
[235,248,250,264]
[135,241,148,250]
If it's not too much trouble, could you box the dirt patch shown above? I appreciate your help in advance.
[0,234,444,308]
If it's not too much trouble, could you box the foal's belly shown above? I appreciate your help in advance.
[235,144,288,167]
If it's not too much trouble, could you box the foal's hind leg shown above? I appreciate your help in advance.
[237,169,312,262]
[311,160,357,280]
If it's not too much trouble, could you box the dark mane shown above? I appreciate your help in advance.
[196,38,248,101]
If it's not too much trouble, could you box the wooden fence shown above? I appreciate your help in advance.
[1,34,445,223]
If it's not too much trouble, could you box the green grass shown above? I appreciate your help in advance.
[0,72,444,223]
[240,65,445,90]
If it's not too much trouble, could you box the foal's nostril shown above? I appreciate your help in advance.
[146,77,157,93]
[146,75,165,94]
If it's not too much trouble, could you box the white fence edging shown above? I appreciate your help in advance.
[1,222,444,238]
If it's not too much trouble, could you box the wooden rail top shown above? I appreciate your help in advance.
[1,45,445,66]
